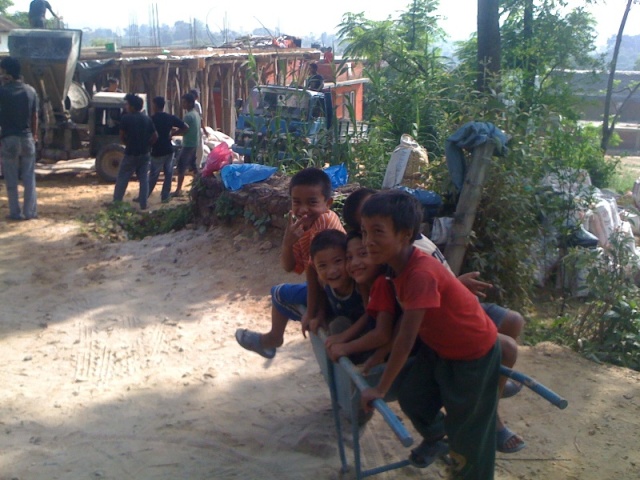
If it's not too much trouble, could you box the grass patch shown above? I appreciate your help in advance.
[607,156,640,193]
[83,202,195,241]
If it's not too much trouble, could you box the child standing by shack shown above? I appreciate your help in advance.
[360,190,501,479]
[235,168,344,359]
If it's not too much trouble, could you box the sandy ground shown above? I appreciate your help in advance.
[1,162,639,480]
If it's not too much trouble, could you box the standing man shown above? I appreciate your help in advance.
[189,88,206,169]
[28,0,58,28]
[171,92,200,197]
[0,56,39,221]
[148,96,187,203]
[113,94,157,211]
[306,63,324,92]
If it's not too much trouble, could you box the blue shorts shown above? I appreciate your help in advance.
[481,303,508,328]
[272,283,307,321]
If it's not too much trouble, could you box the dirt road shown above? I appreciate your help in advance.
[0,168,639,479]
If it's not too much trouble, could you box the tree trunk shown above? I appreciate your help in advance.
[477,0,501,92]
[602,0,634,152]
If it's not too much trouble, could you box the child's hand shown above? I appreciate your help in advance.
[309,316,325,335]
[458,271,492,298]
[283,211,306,246]
[325,332,347,349]
[326,342,348,362]
[300,312,311,338]
[362,349,387,374]
[360,387,383,413]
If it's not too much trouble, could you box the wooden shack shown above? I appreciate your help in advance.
[77,46,368,139]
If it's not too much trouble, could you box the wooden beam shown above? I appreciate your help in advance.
[443,141,496,276]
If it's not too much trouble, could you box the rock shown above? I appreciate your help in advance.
[258,240,273,252]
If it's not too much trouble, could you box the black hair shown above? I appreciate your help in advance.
[361,190,423,240]
[125,93,143,112]
[289,167,332,200]
[182,93,195,107]
[152,96,165,110]
[189,88,200,99]
[107,78,119,85]
[309,63,318,72]
[0,57,21,79]
[346,229,362,243]
[343,187,377,232]
[310,229,347,259]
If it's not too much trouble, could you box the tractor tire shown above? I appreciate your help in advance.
[95,144,124,183]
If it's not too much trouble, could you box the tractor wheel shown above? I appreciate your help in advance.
[95,144,125,182]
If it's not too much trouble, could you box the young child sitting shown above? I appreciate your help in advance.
[235,168,344,359]
[343,187,526,453]
[324,231,397,368]
[308,229,366,331]
[359,190,501,478]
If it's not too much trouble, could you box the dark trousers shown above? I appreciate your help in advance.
[398,340,501,480]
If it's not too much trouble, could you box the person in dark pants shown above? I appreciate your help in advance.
[28,0,58,28]
[0,56,39,221]
[148,96,187,203]
[113,94,157,210]
[360,190,501,479]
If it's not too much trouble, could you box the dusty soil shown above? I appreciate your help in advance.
[0,163,639,480]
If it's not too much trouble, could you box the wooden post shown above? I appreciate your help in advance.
[443,141,496,276]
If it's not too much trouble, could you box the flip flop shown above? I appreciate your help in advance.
[496,426,526,453]
[408,439,449,468]
[235,329,276,359]
[502,379,523,399]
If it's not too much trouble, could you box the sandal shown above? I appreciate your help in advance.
[496,426,526,453]
[235,329,276,359]
[501,379,523,399]
[408,439,449,468]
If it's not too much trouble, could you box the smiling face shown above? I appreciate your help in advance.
[346,236,381,286]
[290,184,332,230]
[313,246,351,293]
[361,215,413,268]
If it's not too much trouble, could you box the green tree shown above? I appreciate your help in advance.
[0,0,13,15]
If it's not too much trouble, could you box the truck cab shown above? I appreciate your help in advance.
[233,85,333,162]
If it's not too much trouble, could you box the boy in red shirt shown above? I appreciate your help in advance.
[360,190,501,479]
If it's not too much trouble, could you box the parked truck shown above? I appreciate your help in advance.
[232,85,334,163]
[8,29,144,182]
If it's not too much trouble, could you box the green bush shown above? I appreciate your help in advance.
[87,202,194,241]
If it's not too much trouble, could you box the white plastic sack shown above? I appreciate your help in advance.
[382,134,428,189]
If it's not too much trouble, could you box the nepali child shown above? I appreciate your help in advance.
[113,94,157,211]
[171,93,200,197]
[343,187,526,454]
[308,230,366,337]
[235,168,344,359]
[359,190,501,478]
[324,231,398,368]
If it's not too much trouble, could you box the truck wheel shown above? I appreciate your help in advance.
[95,144,124,182]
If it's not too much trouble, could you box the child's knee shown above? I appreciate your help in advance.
[498,334,518,367]
[499,310,525,340]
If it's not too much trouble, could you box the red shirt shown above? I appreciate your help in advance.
[366,275,397,318]
[392,248,497,360]
[292,210,344,274]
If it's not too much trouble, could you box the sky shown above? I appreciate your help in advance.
[10,0,640,47]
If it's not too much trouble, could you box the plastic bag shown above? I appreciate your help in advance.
[220,163,278,191]
[201,142,233,177]
[323,163,348,189]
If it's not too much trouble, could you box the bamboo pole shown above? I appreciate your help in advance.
[443,141,496,276]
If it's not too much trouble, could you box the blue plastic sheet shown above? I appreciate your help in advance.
[323,163,348,189]
[220,164,278,191]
